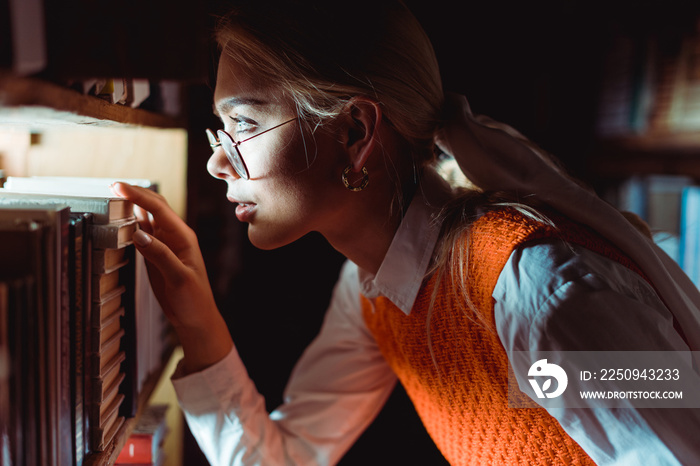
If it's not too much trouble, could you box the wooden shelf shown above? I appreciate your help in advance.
[0,74,184,129]
[83,345,177,466]
[589,133,700,179]
[597,133,700,153]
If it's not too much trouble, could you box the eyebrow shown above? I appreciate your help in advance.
[213,97,268,117]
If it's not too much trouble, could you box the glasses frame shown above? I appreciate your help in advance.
[206,117,297,180]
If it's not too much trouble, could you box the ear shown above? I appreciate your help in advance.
[343,97,383,172]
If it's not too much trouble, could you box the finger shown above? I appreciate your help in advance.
[112,182,182,229]
[132,229,190,285]
[133,205,154,235]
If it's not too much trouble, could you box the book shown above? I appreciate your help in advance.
[91,369,126,406]
[91,308,125,351]
[0,185,140,252]
[0,177,171,460]
[92,248,129,274]
[91,330,125,376]
[0,189,136,455]
[680,186,700,288]
[134,251,165,395]
[119,246,139,418]
[0,205,73,466]
[91,268,121,300]
[595,29,700,136]
[12,276,40,466]
[0,188,134,224]
[0,220,41,466]
[645,175,693,263]
[612,174,694,264]
[91,352,126,404]
[88,349,126,452]
[0,282,9,464]
[89,378,125,429]
[4,176,156,198]
[614,175,647,219]
[92,218,138,249]
[645,175,693,236]
[57,207,80,466]
[115,404,168,465]
[69,212,93,466]
[90,412,125,452]
[91,286,126,322]
[595,34,640,136]
[666,32,700,132]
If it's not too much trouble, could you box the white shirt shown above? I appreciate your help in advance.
[172,169,699,466]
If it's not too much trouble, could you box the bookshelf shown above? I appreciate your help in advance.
[83,346,177,466]
[586,8,700,295]
[591,135,700,180]
[590,6,700,181]
[0,183,180,466]
[1,0,203,458]
[0,74,184,129]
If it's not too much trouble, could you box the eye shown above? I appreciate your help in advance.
[230,117,257,134]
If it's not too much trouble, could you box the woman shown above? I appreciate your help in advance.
[113,1,700,464]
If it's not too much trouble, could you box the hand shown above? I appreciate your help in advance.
[112,182,233,373]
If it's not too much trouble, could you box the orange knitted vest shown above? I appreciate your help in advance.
[361,208,646,465]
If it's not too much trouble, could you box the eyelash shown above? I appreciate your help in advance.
[229,118,256,134]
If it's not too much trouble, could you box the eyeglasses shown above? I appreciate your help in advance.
[206,117,297,180]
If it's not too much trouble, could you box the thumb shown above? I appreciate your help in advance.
[132,229,188,284]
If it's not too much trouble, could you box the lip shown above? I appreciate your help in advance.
[235,203,257,222]
[226,193,257,221]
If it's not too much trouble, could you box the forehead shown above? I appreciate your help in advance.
[213,52,282,117]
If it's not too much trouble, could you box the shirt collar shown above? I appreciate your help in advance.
[358,168,452,315]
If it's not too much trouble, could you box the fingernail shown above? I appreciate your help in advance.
[133,229,152,247]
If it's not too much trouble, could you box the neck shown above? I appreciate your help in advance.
[325,175,416,275]
[323,131,430,274]
[330,202,404,275]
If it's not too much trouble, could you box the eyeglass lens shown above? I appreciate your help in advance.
[207,118,296,181]
[217,131,250,180]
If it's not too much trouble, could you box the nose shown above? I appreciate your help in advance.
[207,146,240,181]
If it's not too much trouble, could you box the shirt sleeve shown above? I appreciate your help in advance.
[171,260,397,466]
[493,239,700,466]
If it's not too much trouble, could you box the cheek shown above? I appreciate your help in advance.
[252,128,339,181]
[258,143,343,220]
[243,132,307,178]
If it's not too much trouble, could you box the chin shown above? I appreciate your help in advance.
[246,226,299,251]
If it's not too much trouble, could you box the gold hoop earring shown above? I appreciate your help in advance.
[342,165,369,192]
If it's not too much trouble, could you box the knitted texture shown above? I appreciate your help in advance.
[361,207,643,465]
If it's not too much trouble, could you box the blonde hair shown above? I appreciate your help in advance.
[214,2,568,366]
[214,0,444,160]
